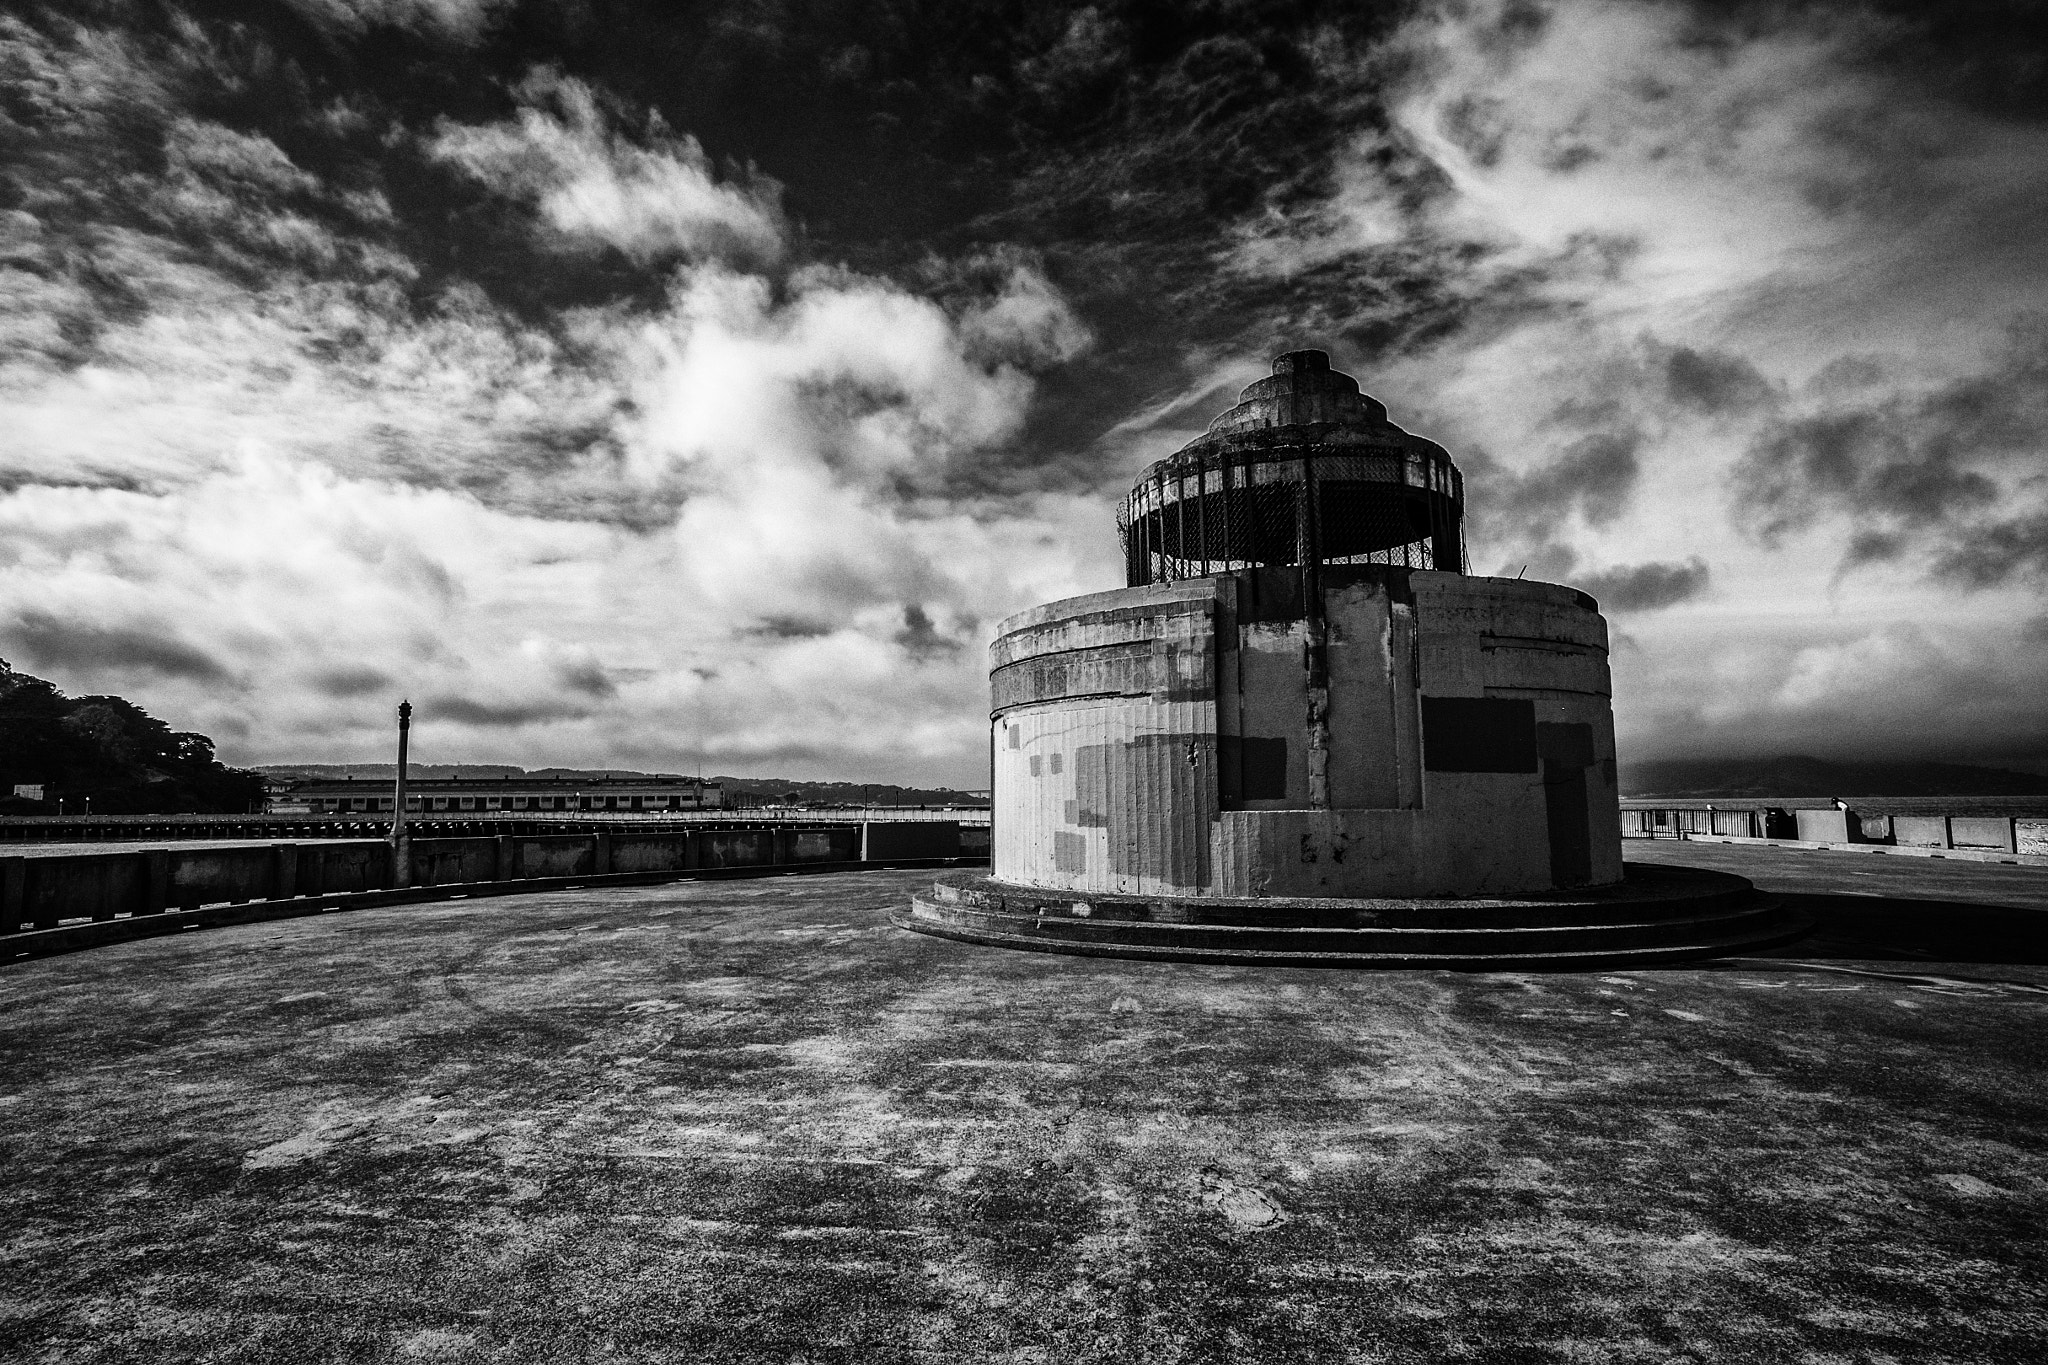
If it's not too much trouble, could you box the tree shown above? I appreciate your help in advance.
[0,659,264,814]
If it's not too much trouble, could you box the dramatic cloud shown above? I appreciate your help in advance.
[2,0,2043,776]
[0,11,1103,780]
[2,611,233,685]
[1205,0,2048,766]
[1734,321,2048,587]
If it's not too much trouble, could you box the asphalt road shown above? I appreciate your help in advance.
[2,852,2044,1362]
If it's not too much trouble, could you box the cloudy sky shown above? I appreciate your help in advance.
[3,0,2044,784]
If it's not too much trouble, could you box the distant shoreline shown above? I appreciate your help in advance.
[1621,794,2048,819]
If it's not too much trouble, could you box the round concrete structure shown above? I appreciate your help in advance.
[986,569,1620,900]
[904,351,1799,964]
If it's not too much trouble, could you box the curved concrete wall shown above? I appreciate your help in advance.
[991,568,1621,899]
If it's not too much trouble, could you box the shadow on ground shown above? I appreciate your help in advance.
[1626,839,2048,967]
[1764,893,2048,965]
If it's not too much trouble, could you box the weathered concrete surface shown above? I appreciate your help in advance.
[3,859,2045,1362]
[994,572,1621,901]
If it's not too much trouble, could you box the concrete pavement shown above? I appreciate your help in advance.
[2,855,2044,1361]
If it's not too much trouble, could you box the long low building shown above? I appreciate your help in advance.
[268,775,724,816]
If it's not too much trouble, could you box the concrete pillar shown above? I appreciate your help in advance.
[495,835,516,881]
[593,832,611,875]
[1,856,23,935]
[272,844,298,900]
[141,849,169,915]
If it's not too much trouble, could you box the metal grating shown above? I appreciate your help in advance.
[1116,445,1466,586]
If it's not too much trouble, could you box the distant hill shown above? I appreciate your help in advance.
[1619,756,2048,800]
[256,764,660,781]
[717,777,989,807]
[0,659,265,814]
[257,764,988,807]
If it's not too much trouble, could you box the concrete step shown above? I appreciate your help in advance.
[921,870,1759,930]
[904,898,1797,960]
[895,864,1810,968]
[892,902,1810,969]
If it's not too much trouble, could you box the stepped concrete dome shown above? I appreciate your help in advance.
[900,351,1799,966]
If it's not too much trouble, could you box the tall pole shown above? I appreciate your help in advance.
[390,700,412,888]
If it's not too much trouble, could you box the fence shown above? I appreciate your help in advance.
[0,807,988,846]
[1620,808,2041,859]
[3,821,987,955]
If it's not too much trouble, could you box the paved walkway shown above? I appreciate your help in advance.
[2,855,2044,1361]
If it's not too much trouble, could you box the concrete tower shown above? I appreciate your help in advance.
[903,352,1798,966]
[996,350,1616,900]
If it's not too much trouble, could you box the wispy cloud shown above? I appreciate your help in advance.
[431,70,787,268]
[281,0,510,42]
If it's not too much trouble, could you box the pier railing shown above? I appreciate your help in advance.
[3,821,989,960]
[1620,807,2042,859]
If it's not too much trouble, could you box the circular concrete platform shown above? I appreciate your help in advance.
[897,863,1810,967]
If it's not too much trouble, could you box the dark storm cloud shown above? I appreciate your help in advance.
[552,656,616,698]
[1934,512,2048,590]
[312,665,394,697]
[1467,425,1644,538]
[1520,429,1641,528]
[1733,322,2048,586]
[1662,346,1772,415]
[744,617,837,641]
[425,695,590,727]
[1576,558,1711,613]
[3,611,235,683]
[894,603,962,659]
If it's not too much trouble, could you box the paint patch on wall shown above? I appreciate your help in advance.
[1420,697,1538,773]
[1072,755,1110,828]
[1536,721,1594,771]
[1073,735,1217,886]
[1053,830,1088,873]
[1221,735,1290,801]
[1537,720,1595,888]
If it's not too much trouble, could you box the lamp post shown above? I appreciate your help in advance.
[390,700,412,888]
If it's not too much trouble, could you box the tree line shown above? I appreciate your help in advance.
[0,659,264,815]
